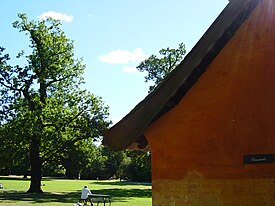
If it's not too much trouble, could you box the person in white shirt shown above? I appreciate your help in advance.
[80,185,93,205]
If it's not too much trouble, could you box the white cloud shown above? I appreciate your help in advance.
[121,66,139,73]
[98,48,146,65]
[38,11,74,22]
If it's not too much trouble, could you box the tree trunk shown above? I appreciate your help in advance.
[27,136,43,193]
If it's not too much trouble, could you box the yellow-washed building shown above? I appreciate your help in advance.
[104,0,275,205]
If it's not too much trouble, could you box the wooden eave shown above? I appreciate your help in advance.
[103,0,261,151]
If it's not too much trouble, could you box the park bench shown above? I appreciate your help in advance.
[79,194,111,206]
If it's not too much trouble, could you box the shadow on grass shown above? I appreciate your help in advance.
[0,191,80,204]
[0,176,30,181]
[92,181,151,187]
[0,176,68,181]
[0,188,152,204]
[93,188,152,199]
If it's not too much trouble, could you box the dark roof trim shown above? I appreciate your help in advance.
[103,0,261,151]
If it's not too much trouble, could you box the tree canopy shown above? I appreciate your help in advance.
[137,43,186,92]
[0,14,111,193]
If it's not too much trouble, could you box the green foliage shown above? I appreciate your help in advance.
[100,147,127,179]
[122,151,151,182]
[137,42,186,92]
[0,14,111,192]
[70,146,152,182]
[60,146,151,182]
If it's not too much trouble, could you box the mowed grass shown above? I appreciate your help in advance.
[0,176,152,206]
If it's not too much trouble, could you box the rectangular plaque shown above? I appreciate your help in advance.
[243,153,275,164]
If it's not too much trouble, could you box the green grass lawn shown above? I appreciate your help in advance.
[0,176,152,206]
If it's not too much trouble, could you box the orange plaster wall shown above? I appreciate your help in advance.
[145,0,275,205]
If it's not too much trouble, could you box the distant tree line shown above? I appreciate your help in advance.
[0,144,151,182]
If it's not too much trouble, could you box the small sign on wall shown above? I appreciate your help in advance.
[243,153,275,164]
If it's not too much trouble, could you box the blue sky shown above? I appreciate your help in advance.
[1,0,228,123]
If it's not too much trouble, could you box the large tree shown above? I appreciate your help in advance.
[137,43,186,92]
[0,14,111,193]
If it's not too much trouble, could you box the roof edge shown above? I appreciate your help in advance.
[103,0,261,151]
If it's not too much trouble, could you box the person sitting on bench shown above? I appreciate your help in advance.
[80,185,93,206]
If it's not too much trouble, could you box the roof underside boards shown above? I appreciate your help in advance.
[103,0,261,151]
